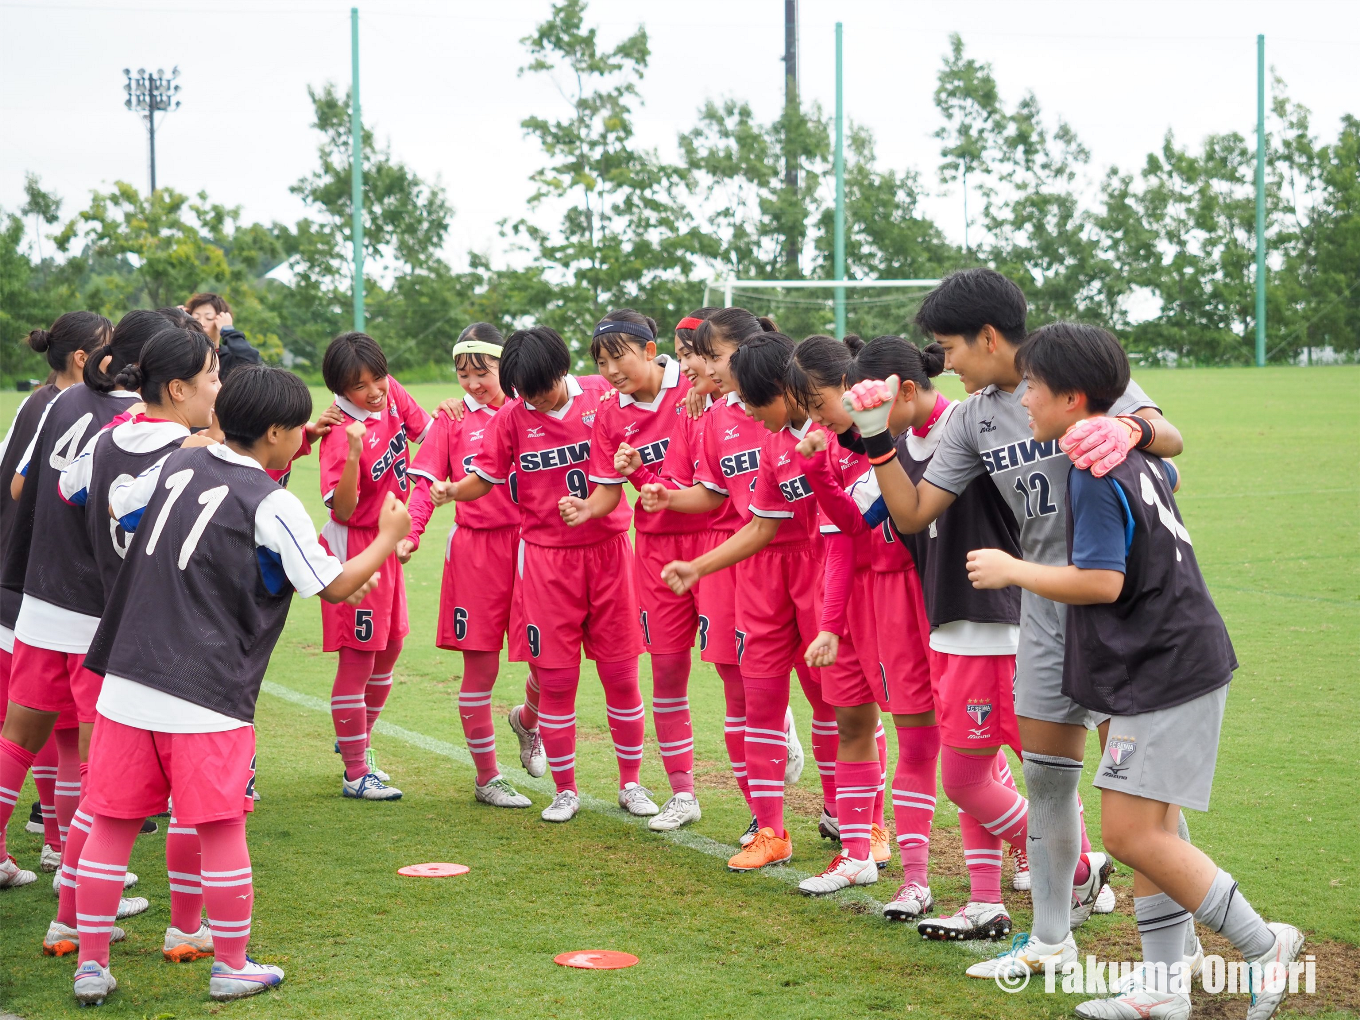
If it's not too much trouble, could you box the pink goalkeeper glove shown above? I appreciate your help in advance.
[1060,416,1138,477]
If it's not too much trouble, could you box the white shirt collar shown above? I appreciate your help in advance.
[463,393,487,412]
[524,374,583,420]
[618,356,681,410]
[112,419,190,453]
[334,393,379,421]
[725,391,744,409]
[905,399,958,460]
[787,418,815,441]
[209,442,267,472]
[109,389,138,399]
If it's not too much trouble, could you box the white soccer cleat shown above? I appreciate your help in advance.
[43,919,126,957]
[1112,947,1206,997]
[1074,988,1191,1019]
[1009,844,1031,891]
[117,895,150,919]
[784,710,805,785]
[816,807,840,842]
[365,747,391,783]
[882,881,934,922]
[509,705,548,778]
[618,783,659,817]
[474,776,532,809]
[123,871,139,890]
[72,960,117,1006]
[40,844,61,873]
[798,853,879,896]
[1,854,37,889]
[209,957,285,1001]
[1245,922,1305,1020]
[1093,882,1117,914]
[1071,852,1114,929]
[541,790,580,823]
[648,793,701,831]
[163,922,214,962]
[965,931,1079,980]
[738,814,759,846]
[342,772,403,801]
[25,802,44,834]
[918,901,1013,941]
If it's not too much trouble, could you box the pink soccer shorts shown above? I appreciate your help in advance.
[635,531,706,654]
[320,524,409,653]
[84,713,256,826]
[695,530,739,665]
[9,639,103,723]
[733,540,823,678]
[934,652,1020,752]
[438,525,518,652]
[871,567,935,716]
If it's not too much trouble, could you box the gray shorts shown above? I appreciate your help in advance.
[1093,684,1229,812]
[1015,593,1110,729]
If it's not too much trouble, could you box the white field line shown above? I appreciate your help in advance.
[260,680,892,911]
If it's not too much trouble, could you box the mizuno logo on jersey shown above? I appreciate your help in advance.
[370,428,410,488]
[719,448,760,478]
[839,454,856,469]
[624,422,641,438]
[526,426,545,438]
[469,429,484,441]
[723,426,740,440]
[519,441,590,472]
[979,417,996,433]
[635,438,670,465]
[979,438,1059,474]
[777,452,790,466]
[778,474,814,502]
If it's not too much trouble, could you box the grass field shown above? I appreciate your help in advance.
[1,367,1357,1019]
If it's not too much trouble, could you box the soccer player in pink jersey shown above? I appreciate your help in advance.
[317,332,432,801]
[557,309,708,831]
[657,331,837,872]
[404,325,545,809]
[431,326,655,824]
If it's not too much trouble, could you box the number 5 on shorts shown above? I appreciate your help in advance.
[355,609,374,642]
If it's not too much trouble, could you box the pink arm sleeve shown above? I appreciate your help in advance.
[627,463,683,491]
[407,477,434,547]
[800,447,870,537]
[820,531,854,636]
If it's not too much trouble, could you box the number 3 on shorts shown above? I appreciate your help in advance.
[354,609,374,642]
[526,624,542,658]
[697,615,710,652]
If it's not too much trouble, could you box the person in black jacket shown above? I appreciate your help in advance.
[187,293,261,381]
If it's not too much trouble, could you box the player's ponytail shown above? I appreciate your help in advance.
[85,309,167,393]
[123,328,218,407]
[728,331,795,408]
[589,308,657,361]
[787,333,861,412]
[849,334,940,393]
[27,310,112,375]
[691,307,779,358]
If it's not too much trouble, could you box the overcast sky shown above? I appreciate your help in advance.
[3,0,1358,276]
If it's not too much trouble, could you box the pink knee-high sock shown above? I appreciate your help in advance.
[941,746,1028,851]
[795,662,838,813]
[1074,794,1092,884]
[716,664,751,808]
[534,665,581,793]
[520,667,541,729]
[892,724,940,886]
[835,759,882,859]
[31,734,59,849]
[365,639,403,739]
[649,652,694,795]
[0,736,39,859]
[198,816,253,970]
[459,651,500,785]
[958,809,1004,903]
[166,815,203,934]
[994,750,1018,792]
[743,673,790,834]
[332,648,376,781]
[54,728,81,856]
[74,814,142,968]
[57,801,95,927]
[597,658,645,789]
[874,721,888,829]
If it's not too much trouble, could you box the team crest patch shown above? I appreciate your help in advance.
[581,410,597,427]
[1107,736,1137,766]
[965,700,992,726]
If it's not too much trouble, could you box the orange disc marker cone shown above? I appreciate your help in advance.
[554,951,638,970]
[397,863,469,877]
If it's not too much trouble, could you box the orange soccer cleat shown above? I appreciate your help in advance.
[870,823,891,868]
[726,827,793,872]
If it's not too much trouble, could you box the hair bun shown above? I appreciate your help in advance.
[114,363,145,391]
[921,342,947,378]
[842,333,865,354]
[27,328,51,353]
[756,315,779,333]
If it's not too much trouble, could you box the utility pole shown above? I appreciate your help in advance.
[351,7,365,332]
[1255,34,1266,367]
[782,0,799,275]
[123,67,181,195]
[833,22,846,339]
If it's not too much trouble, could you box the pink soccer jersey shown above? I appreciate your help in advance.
[587,357,706,536]
[471,375,632,547]
[319,376,433,528]
[748,419,822,545]
[407,395,519,537]
[692,394,764,533]
[826,437,913,573]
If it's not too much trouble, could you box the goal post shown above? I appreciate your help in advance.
[702,278,942,342]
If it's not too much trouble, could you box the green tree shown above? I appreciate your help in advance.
[933,33,1003,253]
[21,173,62,269]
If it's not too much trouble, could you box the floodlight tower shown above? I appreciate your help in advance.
[123,66,182,196]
